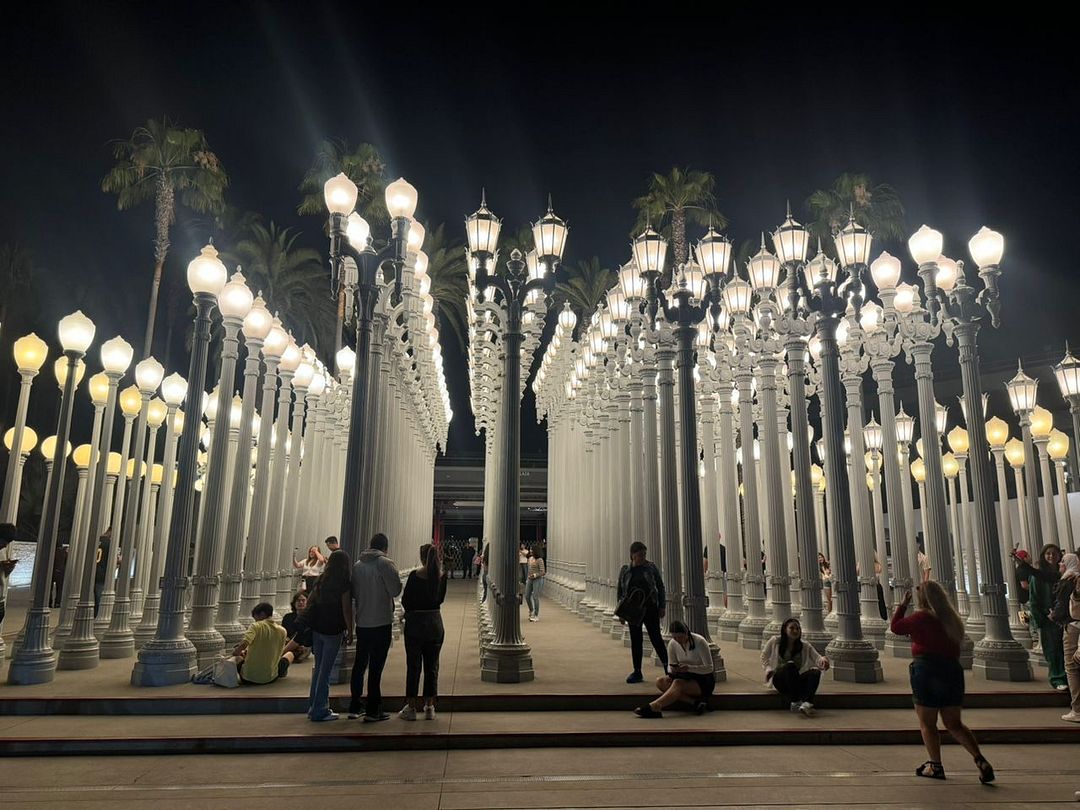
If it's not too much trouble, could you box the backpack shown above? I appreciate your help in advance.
[615,588,647,625]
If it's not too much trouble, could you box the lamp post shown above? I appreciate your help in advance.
[469,195,565,683]
[986,417,1030,646]
[1005,438,1033,555]
[1007,364,1044,554]
[947,425,985,641]
[1053,346,1080,486]
[1029,406,1059,547]
[1,334,48,523]
[132,398,168,622]
[918,224,1030,681]
[325,174,415,560]
[895,406,918,589]
[1047,430,1075,543]
[101,357,164,657]
[8,310,96,684]
[260,340,300,607]
[790,217,882,682]
[132,243,229,686]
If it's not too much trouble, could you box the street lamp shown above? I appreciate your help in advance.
[325,173,415,560]
[1046,429,1074,544]
[917,224,1028,681]
[9,310,95,684]
[985,415,1029,645]
[1,333,49,525]
[133,242,228,686]
[1029,405,1059,548]
[947,424,985,640]
[1052,346,1080,483]
[1006,363,1043,556]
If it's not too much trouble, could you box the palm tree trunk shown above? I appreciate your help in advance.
[144,181,174,359]
[334,285,346,354]
[672,207,688,268]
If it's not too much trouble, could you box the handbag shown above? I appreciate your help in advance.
[615,588,647,625]
[212,656,241,688]
[1069,589,1080,622]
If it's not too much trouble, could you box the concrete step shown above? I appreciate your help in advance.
[2,707,1077,756]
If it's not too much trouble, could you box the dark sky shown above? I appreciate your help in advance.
[2,6,1079,460]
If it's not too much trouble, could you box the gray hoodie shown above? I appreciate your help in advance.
[352,549,402,628]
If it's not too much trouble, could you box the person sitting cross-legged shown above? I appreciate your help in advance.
[761,618,829,716]
[634,621,715,718]
[228,602,288,685]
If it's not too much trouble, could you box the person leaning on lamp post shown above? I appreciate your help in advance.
[616,541,669,684]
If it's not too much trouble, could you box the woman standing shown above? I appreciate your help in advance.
[1050,552,1079,722]
[525,548,546,622]
[518,543,529,585]
[634,621,714,718]
[400,543,448,720]
[304,549,353,722]
[761,618,830,716]
[293,545,325,594]
[891,581,994,783]
[818,553,832,614]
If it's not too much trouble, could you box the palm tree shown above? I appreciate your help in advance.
[554,257,616,326]
[632,167,725,269]
[102,117,228,359]
[222,221,336,360]
[422,224,470,352]
[805,172,906,247]
[297,139,388,353]
[0,243,34,329]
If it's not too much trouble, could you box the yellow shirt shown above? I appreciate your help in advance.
[241,619,286,684]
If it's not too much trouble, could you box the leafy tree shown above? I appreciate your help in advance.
[554,257,616,325]
[102,118,228,359]
[805,172,906,247]
[297,139,388,352]
[222,221,336,360]
[632,167,725,269]
[421,224,470,352]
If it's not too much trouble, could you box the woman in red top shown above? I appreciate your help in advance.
[891,580,994,784]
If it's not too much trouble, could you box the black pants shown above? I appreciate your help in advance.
[772,664,821,704]
[629,607,668,673]
[404,612,445,699]
[462,559,473,579]
[350,624,392,716]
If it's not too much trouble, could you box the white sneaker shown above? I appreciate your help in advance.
[399,705,417,721]
[424,705,437,721]
[799,702,817,717]
[1062,711,1080,723]
[528,615,538,622]
[1054,683,1069,691]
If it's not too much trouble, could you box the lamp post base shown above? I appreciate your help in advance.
[959,635,974,670]
[184,628,226,671]
[973,638,1033,682]
[884,630,914,658]
[737,615,769,650]
[825,637,883,683]
[130,637,198,686]
[6,610,58,684]
[708,643,728,680]
[718,610,746,642]
[481,641,534,683]
[860,616,888,650]
[802,627,834,649]
[99,631,135,659]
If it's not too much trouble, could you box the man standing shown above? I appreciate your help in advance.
[461,540,475,580]
[349,533,402,722]
[325,536,340,556]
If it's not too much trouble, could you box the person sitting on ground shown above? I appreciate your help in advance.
[761,617,830,716]
[634,621,714,719]
[281,591,312,663]
[228,602,288,685]
[890,581,994,784]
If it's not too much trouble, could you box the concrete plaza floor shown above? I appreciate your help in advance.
[3,745,1079,808]
[0,579,1064,701]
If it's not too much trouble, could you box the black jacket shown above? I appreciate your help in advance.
[617,561,666,610]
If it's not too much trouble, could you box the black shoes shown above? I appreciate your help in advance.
[634,705,662,719]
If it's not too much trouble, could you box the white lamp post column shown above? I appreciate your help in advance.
[259,343,298,606]
[131,399,168,621]
[987,423,1030,647]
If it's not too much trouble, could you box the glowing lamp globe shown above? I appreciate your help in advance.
[532,204,568,261]
[864,418,883,451]
[859,300,883,333]
[40,435,70,461]
[1053,347,1080,399]
[279,341,302,374]
[414,250,430,278]
[866,472,876,490]
[243,294,273,341]
[160,373,188,407]
[771,211,809,265]
[151,464,165,486]
[968,226,1004,268]
[835,216,873,268]
[810,464,823,487]
[985,416,1009,450]
[935,402,949,434]
[72,443,93,469]
[323,172,358,215]
[942,453,959,478]
[406,220,426,254]
[632,228,667,276]
[100,336,134,375]
[263,319,289,360]
[309,372,326,397]
[105,451,122,477]
[1030,406,1054,438]
[804,247,839,289]
[699,228,733,275]
[385,177,419,219]
[915,438,925,458]
[1005,438,1025,468]
[893,283,918,314]
[126,459,144,480]
[187,244,228,296]
[557,304,577,333]
[147,398,168,429]
[908,225,943,266]
[54,357,85,389]
[172,409,186,438]
[336,345,356,377]
[58,310,96,354]
[218,270,254,320]
[935,256,959,292]
[747,243,782,290]
[465,198,501,255]
[346,212,370,250]
[203,386,221,422]
[119,385,142,417]
[294,360,315,389]
[13,333,48,373]
[1006,365,1039,413]
[947,425,970,455]
[135,357,164,394]
[228,395,244,430]
[870,251,902,291]
[1048,429,1070,461]
[4,426,37,454]
[88,372,110,406]
[895,407,915,443]
[722,277,753,316]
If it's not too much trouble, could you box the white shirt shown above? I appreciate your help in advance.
[666,633,714,675]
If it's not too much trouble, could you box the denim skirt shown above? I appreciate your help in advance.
[910,654,964,708]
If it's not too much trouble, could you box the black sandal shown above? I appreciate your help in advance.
[975,755,995,784]
[916,761,946,780]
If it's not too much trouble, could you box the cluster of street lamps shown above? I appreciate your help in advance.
[536,208,1075,683]
[0,173,452,686]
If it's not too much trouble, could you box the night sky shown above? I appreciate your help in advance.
[2,6,1079,462]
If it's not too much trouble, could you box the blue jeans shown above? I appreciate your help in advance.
[525,576,544,616]
[309,630,343,720]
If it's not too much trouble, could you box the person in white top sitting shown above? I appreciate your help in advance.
[634,621,715,718]
[761,617,830,716]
